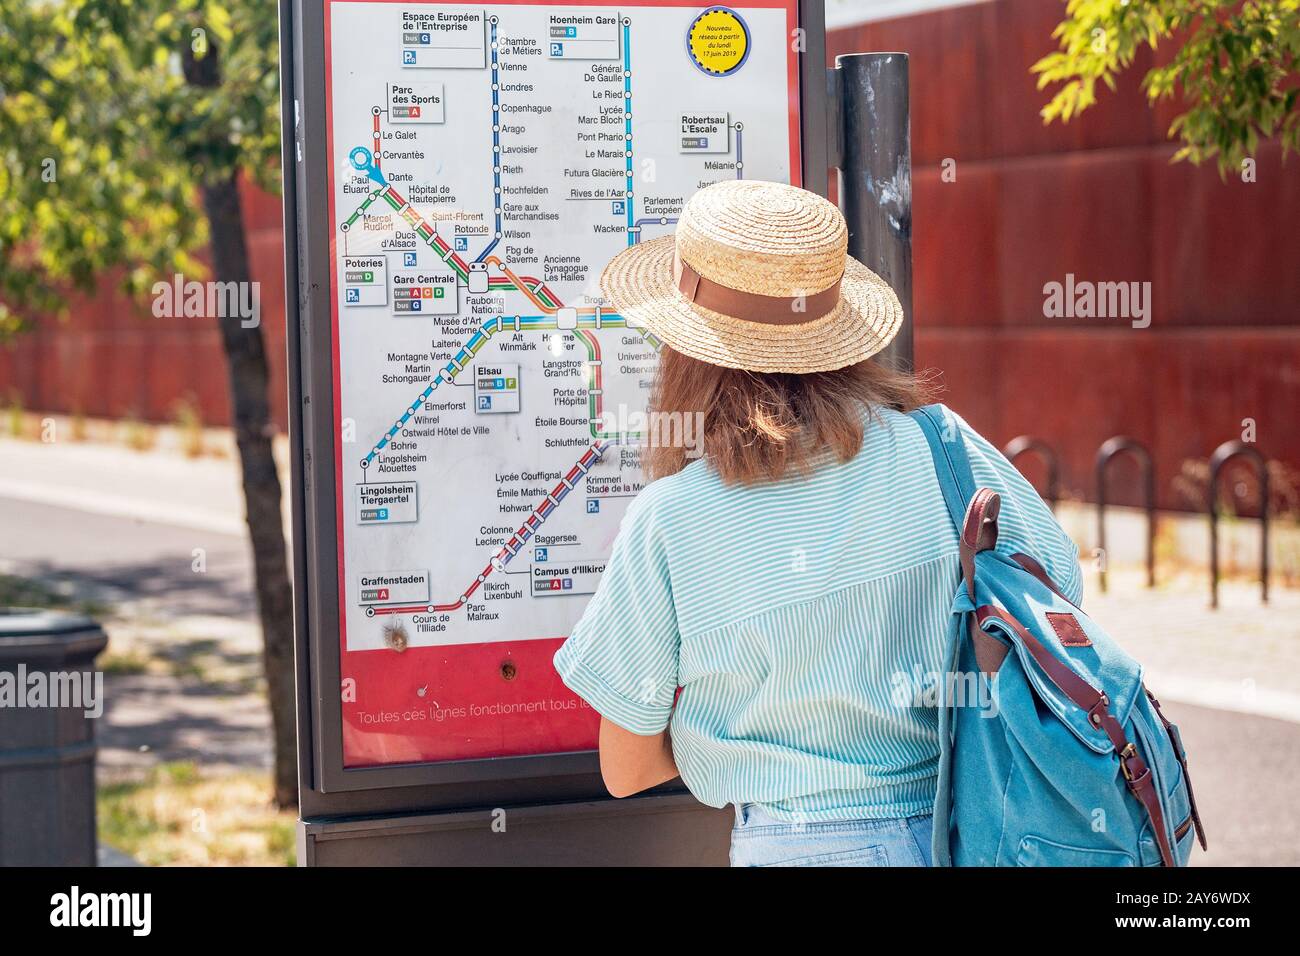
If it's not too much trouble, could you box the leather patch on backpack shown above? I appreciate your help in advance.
[1046,611,1092,647]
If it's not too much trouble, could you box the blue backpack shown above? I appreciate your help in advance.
[909,405,1207,867]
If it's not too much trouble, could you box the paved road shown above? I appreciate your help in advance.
[3,491,1298,864]
[1,495,255,619]
[1162,701,1300,865]
[1,494,269,775]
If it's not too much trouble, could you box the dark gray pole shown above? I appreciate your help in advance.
[832,53,912,372]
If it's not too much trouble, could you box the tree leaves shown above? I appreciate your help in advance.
[1032,0,1300,176]
[0,0,279,335]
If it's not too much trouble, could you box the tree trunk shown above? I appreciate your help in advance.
[181,33,297,810]
[201,174,299,809]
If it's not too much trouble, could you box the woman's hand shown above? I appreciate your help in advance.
[598,717,679,798]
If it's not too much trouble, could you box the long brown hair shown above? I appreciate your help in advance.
[645,346,936,484]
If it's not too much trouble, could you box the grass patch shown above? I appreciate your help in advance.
[121,413,158,452]
[0,573,110,618]
[171,395,206,458]
[98,762,297,867]
[97,649,153,676]
[5,390,25,438]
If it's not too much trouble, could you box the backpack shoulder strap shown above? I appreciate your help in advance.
[910,404,1002,601]
[908,404,977,525]
[908,403,980,869]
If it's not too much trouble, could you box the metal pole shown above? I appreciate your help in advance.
[1208,441,1270,609]
[1003,437,1061,511]
[1095,437,1157,593]
[834,53,913,372]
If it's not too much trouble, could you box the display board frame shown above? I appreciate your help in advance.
[285,0,830,806]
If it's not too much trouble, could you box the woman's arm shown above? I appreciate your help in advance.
[598,717,679,798]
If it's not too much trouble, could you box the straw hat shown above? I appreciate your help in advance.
[600,180,903,373]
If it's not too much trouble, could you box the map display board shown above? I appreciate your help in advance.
[323,0,802,767]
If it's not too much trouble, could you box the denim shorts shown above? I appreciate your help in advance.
[729,804,934,867]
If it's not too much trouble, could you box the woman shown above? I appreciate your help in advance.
[553,180,1080,867]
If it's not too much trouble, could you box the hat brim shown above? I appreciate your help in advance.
[598,235,904,373]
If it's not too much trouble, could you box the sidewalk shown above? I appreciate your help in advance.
[0,433,291,538]
[1086,569,1300,725]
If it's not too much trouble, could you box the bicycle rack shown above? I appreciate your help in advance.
[1003,437,1060,511]
[1095,437,1155,593]
[1208,440,1270,609]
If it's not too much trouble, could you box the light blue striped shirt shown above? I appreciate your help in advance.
[554,405,1082,822]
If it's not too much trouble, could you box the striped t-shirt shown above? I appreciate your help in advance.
[553,405,1082,822]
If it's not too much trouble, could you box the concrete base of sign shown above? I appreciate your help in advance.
[297,792,732,866]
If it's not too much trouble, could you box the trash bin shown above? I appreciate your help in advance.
[0,608,108,866]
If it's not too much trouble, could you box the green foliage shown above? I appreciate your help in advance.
[0,0,280,334]
[0,571,110,617]
[1033,0,1300,175]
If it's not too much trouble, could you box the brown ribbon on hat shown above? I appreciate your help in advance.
[673,251,842,324]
